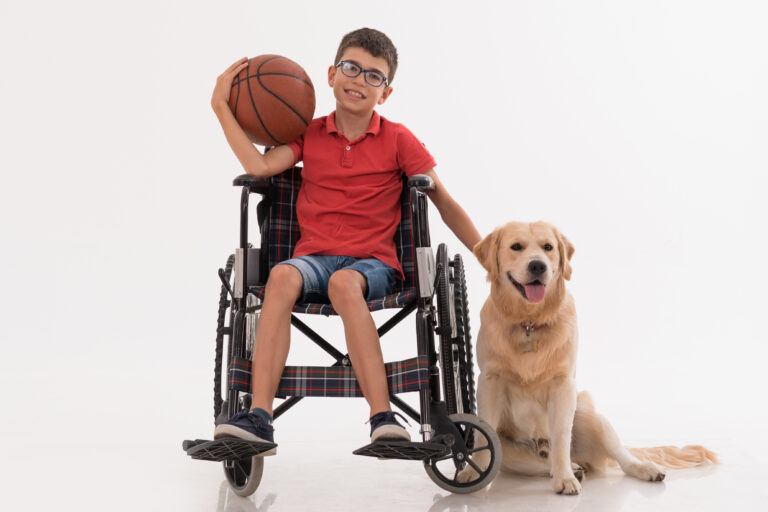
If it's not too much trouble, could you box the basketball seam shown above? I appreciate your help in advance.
[256,57,312,128]
[244,58,282,145]
[234,72,314,90]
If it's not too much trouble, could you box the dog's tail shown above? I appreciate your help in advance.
[625,445,718,468]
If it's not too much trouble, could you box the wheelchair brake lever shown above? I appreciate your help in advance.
[218,268,235,299]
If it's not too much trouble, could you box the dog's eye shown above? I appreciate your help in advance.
[543,243,553,251]
[510,243,523,251]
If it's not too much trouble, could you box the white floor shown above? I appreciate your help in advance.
[5,425,766,511]
[174,439,764,512]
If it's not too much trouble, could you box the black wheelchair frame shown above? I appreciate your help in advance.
[184,171,501,496]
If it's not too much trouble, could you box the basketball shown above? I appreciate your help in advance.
[229,55,316,147]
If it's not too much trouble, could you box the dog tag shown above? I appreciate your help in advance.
[518,339,539,353]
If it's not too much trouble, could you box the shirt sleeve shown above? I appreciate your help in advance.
[286,133,304,164]
[395,125,436,177]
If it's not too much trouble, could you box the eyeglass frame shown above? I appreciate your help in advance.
[334,60,390,88]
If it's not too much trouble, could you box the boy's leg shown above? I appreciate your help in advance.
[249,264,304,416]
[327,269,391,417]
[328,265,409,442]
[214,263,303,448]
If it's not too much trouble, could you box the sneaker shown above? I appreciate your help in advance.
[214,409,276,456]
[369,411,411,442]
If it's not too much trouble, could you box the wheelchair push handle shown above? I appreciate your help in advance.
[233,174,269,195]
[408,174,435,192]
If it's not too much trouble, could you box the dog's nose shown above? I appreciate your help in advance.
[528,260,547,277]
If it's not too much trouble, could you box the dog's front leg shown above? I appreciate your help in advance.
[547,377,581,495]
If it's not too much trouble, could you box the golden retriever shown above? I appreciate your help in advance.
[464,221,716,495]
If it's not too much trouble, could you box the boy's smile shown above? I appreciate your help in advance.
[328,47,392,119]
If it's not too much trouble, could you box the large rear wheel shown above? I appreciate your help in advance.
[214,255,235,422]
[452,254,476,416]
[436,246,476,416]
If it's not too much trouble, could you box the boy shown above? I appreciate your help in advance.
[210,28,481,451]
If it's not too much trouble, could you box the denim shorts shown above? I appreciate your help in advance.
[276,255,396,304]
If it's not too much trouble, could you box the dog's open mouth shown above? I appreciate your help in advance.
[507,272,546,303]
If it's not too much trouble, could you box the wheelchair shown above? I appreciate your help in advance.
[183,167,501,496]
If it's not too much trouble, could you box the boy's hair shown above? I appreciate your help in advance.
[334,28,399,83]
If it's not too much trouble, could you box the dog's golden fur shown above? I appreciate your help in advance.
[464,221,716,494]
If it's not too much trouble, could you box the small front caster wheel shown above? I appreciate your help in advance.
[223,456,264,497]
[424,413,501,494]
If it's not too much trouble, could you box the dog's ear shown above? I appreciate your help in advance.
[556,230,575,280]
[473,229,500,281]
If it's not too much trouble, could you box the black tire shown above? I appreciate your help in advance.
[423,414,502,494]
[223,456,264,497]
[435,244,457,412]
[452,255,476,416]
[214,254,235,422]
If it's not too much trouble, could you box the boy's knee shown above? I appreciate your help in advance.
[328,270,366,306]
[265,264,303,302]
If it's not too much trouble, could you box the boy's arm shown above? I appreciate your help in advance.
[211,57,296,178]
[421,168,482,252]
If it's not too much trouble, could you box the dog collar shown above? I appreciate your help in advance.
[521,321,546,337]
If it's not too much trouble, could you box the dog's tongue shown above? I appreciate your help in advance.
[524,284,546,303]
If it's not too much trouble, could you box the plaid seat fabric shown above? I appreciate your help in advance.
[228,355,430,398]
[249,167,417,316]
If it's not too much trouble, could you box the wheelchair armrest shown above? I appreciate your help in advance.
[408,174,435,192]
[233,174,269,195]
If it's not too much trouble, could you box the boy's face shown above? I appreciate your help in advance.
[328,47,393,115]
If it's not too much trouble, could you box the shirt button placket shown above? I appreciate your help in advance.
[342,144,353,167]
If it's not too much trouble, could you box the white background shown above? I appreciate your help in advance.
[1,1,766,510]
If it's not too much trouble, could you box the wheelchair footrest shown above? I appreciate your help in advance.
[353,440,449,460]
[183,438,277,461]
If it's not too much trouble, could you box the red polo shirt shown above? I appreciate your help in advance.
[287,111,436,280]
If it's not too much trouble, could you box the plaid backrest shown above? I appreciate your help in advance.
[263,167,415,292]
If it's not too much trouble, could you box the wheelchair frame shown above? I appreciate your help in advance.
[184,171,501,496]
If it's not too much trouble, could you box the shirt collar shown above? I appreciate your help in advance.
[326,110,382,137]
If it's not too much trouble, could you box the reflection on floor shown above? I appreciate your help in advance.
[5,437,764,511]
[185,439,756,512]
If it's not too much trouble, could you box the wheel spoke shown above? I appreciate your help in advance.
[433,453,454,462]
[453,466,460,482]
[468,445,490,455]
[466,457,482,475]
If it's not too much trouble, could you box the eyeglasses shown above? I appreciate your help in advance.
[335,60,389,87]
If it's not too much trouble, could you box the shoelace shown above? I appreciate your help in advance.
[366,410,411,428]
[232,409,274,432]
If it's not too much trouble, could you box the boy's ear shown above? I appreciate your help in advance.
[473,229,500,281]
[377,85,393,105]
[327,65,336,87]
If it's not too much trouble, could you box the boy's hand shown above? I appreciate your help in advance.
[211,57,249,112]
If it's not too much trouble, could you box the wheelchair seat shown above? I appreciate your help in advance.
[247,167,418,316]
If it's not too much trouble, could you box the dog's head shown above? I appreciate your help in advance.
[474,222,574,316]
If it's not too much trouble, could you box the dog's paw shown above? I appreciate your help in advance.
[625,461,666,482]
[456,466,480,483]
[553,472,582,495]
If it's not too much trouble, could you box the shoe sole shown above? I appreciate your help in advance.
[214,425,277,456]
